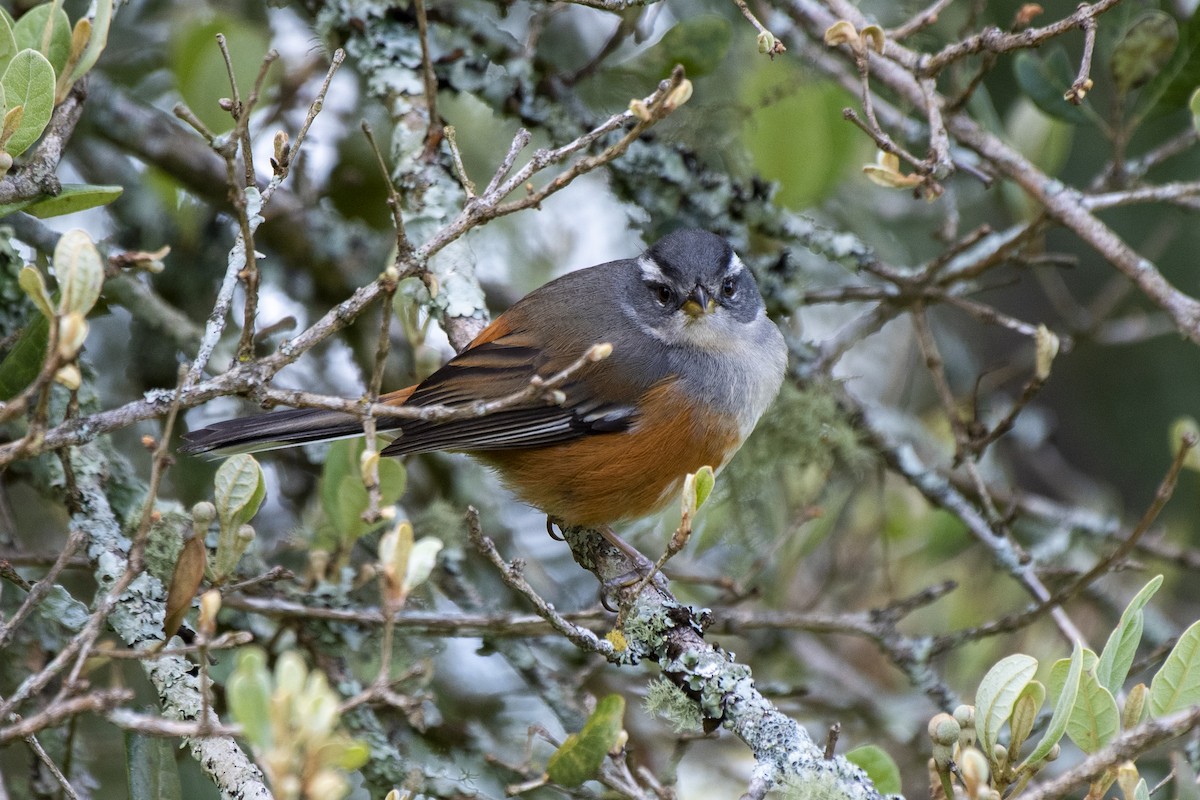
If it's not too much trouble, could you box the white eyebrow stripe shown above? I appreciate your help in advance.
[726,254,746,276]
[638,256,666,283]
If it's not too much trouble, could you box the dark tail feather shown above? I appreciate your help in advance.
[179,408,368,456]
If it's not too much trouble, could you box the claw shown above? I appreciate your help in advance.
[545,516,565,541]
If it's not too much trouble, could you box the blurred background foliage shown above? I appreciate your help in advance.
[2,0,1200,797]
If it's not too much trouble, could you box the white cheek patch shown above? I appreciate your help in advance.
[619,295,670,343]
[638,256,667,284]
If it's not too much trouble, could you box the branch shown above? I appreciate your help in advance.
[1021,706,1200,800]
[0,80,88,204]
[467,511,883,798]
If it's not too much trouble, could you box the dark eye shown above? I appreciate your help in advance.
[721,276,738,299]
[650,283,672,306]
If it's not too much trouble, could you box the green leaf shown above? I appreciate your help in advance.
[1023,642,1084,767]
[1066,669,1120,753]
[1009,679,1046,757]
[1,49,55,156]
[320,438,405,543]
[1123,682,1149,729]
[337,739,370,770]
[23,183,122,218]
[333,473,369,540]
[547,694,625,787]
[213,454,266,534]
[693,465,715,510]
[377,455,406,505]
[18,264,52,318]
[320,438,356,530]
[67,0,112,87]
[1012,48,1093,125]
[0,11,18,70]
[1048,647,1099,703]
[845,745,902,795]
[226,647,273,750]
[1149,619,1200,716]
[12,4,71,77]
[1096,576,1163,694]
[0,314,48,400]
[54,228,102,316]
[975,653,1038,756]
[0,195,38,218]
[1112,11,1179,96]
[742,66,861,209]
[125,731,183,800]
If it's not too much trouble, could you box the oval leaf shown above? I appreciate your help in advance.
[0,314,48,399]
[68,0,113,87]
[0,12,17,69]
[693,465,715,510]
[18,264,52,318]
[12,4,71,76]
[163,533,206,638]
[1066,669,1120,753]
[226,647,273,750]
[1,49,55,156]
[1023,642,1084,767]
[1009,680,1046,757]
[976,654,1038,756]
[1149,619,1200,716]
[54,228,103,316]
[213,453,265,533]
[547,694,625,787]
[845,745,902,795]
[26,183,123,218]
[1096,575,1163,694]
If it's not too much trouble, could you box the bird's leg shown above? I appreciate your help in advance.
[549,519,665,606]
[596,525,654,571]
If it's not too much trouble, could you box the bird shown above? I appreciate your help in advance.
[182,229,787,552]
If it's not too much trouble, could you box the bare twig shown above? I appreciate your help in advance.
[413,0,442,153]
[888,0,955,40]
[466,508,616,656]
[0,527,87,648]
[1,689,134,744]
[1065,14,1098,104]
[731,0,786,56]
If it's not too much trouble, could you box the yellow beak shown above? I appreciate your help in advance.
[681,286,715,318]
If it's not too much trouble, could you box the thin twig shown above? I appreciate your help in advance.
[731,0,786,56]
[1064,14,1097,105]
[0,527,87,648]
[24,732,80,800]
[466,508,616,656]
[888,0,955,40]
[413,0,442,154]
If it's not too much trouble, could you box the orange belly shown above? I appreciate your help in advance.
[476,382,742,526]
